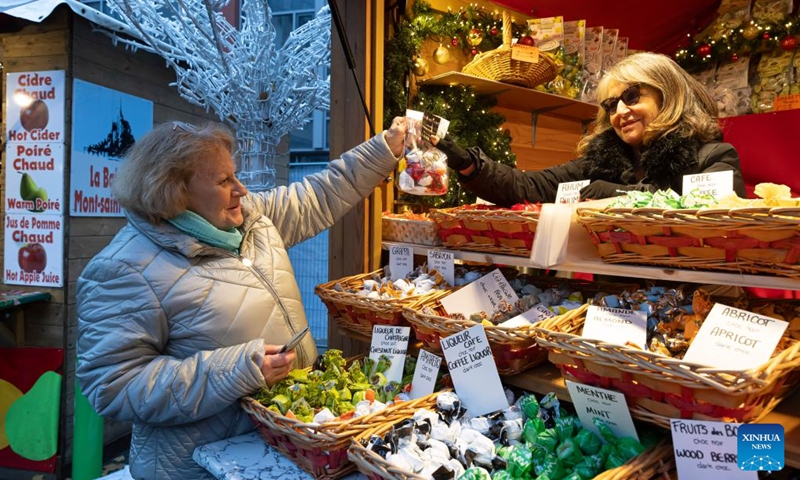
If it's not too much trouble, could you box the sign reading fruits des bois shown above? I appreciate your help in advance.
[4,70,66,287]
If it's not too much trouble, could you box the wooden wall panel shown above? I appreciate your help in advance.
[495,106,584,171]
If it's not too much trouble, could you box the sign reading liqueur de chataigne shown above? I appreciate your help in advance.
[554,180,591,204]
[440,324,508,416]
[682,170,734,199]
[670,419,756,480]
[426,249,454,286]
[565,380,639,441]
[682,303,788,370]
[409,349,441,399]
[388,245,413,281]
[439,268,519,319]
[581,305,648,349]
[369,325,410,384]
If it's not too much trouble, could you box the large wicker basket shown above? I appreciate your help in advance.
[429,206,539,257]
[242,381,442,479]
[349,417,676,480]
[577,205,800,278]
[382,213,441,246]
[534,308,800,428]
[462,11,557,89]
[315,269,448,337]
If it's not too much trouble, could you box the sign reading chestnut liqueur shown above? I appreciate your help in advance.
[4,70,65,287]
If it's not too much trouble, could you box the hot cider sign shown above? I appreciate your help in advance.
[4,70,65,287]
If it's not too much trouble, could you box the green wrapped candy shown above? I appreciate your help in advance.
[574,428,602,455]
[604,450,628,470]
[507,445,533,478]
[573,456,602,479]
[529,443,550,462]
[535,428,559,453]
[536,456,566,480]
[459,467,492,480]
[561,473,583,480]
[519,394,541,420]
[523,418,546,444]
[556,438,585,468]
[496,445,511,460]
[616,436,646,462]
[554,416,577,442]
[491,471,513,480]
[533,475,552,480]
[592,418,617,444]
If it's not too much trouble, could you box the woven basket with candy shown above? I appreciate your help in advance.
[535,285,800,426]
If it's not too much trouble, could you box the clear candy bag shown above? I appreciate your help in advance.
[397,109,450,196]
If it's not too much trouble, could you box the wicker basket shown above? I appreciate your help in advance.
[315,269,448,337]
[242,382,442,479]
[349,416,675,480]
[381,214,441,246]
[462,11,557,89]
[534,308,800,428]
[429,206,539,257]
[577,206,800,278]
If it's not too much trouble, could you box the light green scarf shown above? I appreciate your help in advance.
[167,210,242,253]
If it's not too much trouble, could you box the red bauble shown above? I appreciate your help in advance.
[731,53,739,62]
[780,35,798,51]
[491,27,498,36]
[451,37,459,47]
[518,35,535,46]
[761,32,771,40]
[696,44,712,57]
[470,48,479,56]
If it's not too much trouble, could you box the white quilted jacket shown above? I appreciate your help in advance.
[76,134,397,479]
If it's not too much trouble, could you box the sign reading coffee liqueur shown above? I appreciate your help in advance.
[3,214,64,287]
[70,79,153,217]
[683,303,788,370]
[440,324,507,416]
[581,305,648,349]
[4,70,66,287]
[682,170,734,199]
[670,419,756,480]
[410,349,441,399]
[369,326,411,384]
[389,245,413,281]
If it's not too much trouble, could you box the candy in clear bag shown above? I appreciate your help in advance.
[397,109,450,196]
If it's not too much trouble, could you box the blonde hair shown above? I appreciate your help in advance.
[577,52,720,155]
[112,121,237,224]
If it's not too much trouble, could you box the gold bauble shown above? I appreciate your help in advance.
[433,45,451,64]
[743,24,760,40]
[467,28,484,47]
[412,57,429,76]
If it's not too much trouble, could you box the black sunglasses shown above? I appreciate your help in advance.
[600,84,642,115]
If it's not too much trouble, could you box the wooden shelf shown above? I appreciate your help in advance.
[421,72,598,122]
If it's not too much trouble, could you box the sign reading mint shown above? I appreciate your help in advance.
[738,424,784,472]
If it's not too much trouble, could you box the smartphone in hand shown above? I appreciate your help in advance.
[278,326,310,353]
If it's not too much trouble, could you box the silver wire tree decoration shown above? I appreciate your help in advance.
[102,0,331,190]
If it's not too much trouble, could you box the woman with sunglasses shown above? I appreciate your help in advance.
[433,52,745,204]
[75,117,407,480]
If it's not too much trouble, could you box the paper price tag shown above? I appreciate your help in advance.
[671,419,755,480]
[500,304,556,328]
[427,249,454,286]
[388,244,413,281]
[410,349,441,399]
[511,44,540,63]
[582,305,648,349]
[441,324,508,416]
[683,303,788,370]
[369,326,411,383]
[439,268,518,318]
[555,180,590,204]
[566,380,638,441]
[682,171,734,199]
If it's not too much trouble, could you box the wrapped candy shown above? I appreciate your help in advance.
[397,109,450,196]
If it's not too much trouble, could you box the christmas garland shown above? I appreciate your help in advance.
[674,16,799,72]
[385,1,525,208]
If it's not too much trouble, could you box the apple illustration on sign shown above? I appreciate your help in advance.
[18,243,47,273]
[20,99,49,132]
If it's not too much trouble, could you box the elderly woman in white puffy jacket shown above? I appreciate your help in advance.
[76,117,407,480]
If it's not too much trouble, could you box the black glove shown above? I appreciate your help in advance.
[579,180,631,200]
[435,134,474,172]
